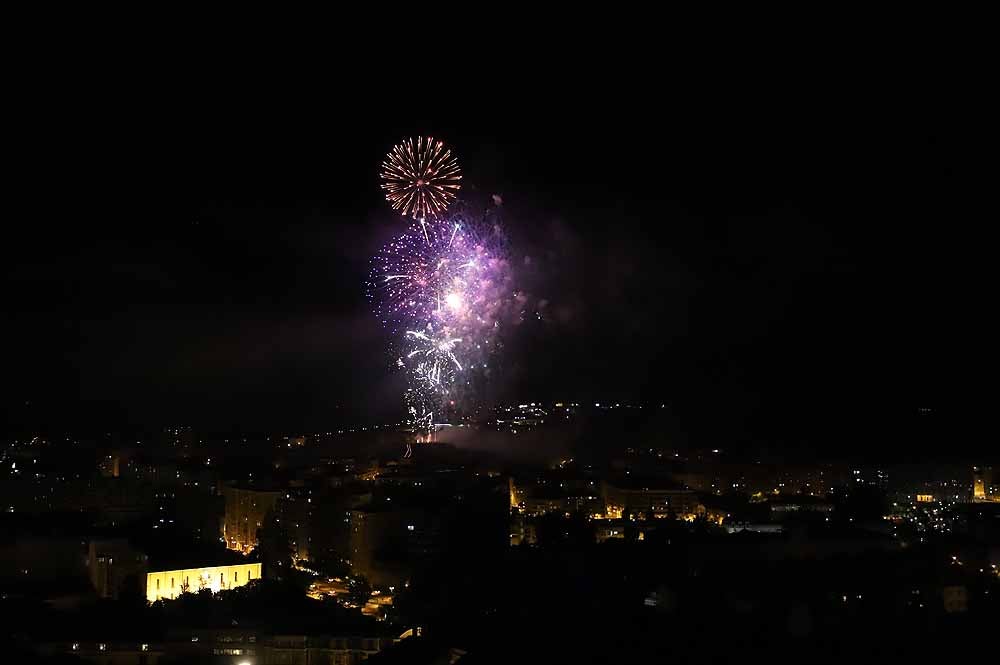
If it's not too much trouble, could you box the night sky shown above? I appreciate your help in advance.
[3,85,973,457]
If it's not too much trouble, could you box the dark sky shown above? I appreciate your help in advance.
[2,78,978,456]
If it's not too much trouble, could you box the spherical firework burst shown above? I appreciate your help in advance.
[380,137,462,219]
[367,214,508,336]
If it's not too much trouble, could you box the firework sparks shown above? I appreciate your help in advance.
[368,207,510,434]
[380,137,462,219]
[368,215,507,336]
[404,325,464,391]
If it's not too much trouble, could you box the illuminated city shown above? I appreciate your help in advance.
[2,75,989,664]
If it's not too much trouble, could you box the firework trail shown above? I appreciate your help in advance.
[380,137,462,220]
[405,326,464,388]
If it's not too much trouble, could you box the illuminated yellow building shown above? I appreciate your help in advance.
[972,466,989,501]
[98,453,120,478]
[145,562,261,602]
[509,477,523,510]
[916,494,935,503]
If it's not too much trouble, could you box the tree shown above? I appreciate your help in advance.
[347,575,372,608]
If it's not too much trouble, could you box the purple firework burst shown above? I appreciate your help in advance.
[368,210,510,430]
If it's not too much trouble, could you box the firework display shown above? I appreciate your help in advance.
[369,214,506,334]
[380,137,462,219]
[368,205,509,435]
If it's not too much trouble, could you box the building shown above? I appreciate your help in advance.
[39,641,163,664]
[972,466,997,502]
[510,473,603,518]
[146,562,261,602]
[602,479,699,520]
[973,467,987,501]
[725,522,784,534]
[509,513,537,546]
[768,497,835,520]
[223,485,281,553]
[173,486,225,544]
[38,630,405,664]
[88,537,260,603]
[98,453,121,478]
[308,488,368,569]
[348,506,408,588]
[88,538,148,599]
[521,494,569,517]
[261,634,394,665]
[594,520,627,543]
[276,489,313,563]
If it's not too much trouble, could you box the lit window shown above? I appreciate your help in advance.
[98,643,106,651]
[71,643,79,651]
[141,644,149,652]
